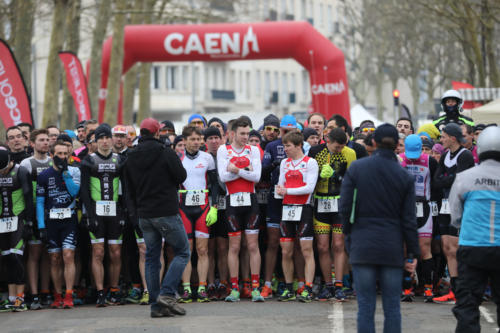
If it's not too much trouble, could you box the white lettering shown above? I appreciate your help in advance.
[164,33,184,55]
[205,33,221,54]
[184,34,204,54]
[0,78,22,124]
[221,33,239,54]
[241,27,259,58]
[66,56,87,120]
[311,81,346,96]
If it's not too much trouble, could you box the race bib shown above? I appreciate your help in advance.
[274,185,283,199]
[49,208,72,220]
[96,201,117,216]
[0,216,18,233]
[431,201,439,217]
[282,205,303,221]
[230,192,251,207]
[185,191,206,206]
[317,197,338,213]
[218,195,226,210]
[256,189,270,204]
[416,202,424,218]
[440,199,450,215]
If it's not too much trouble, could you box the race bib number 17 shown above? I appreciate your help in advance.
[0,216,18,233]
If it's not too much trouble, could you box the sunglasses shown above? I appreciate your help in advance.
[190,120,204,125]
[362,128,375,133]
[265,126,280,133]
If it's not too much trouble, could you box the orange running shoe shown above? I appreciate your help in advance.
[296,285,305,296]
[400,288,414,302]
[261,285,273,299]
[433,290,455,304]
[63,293,74,309]
[240,285,252,299]
[51,293,63,309]
[423,285,434,303]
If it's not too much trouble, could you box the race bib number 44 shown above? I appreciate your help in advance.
[230,192,251,207]
[49,208,72,220]
[282,205,303,221]
[185,191,206,206]
[96,201,117,216]
[317,198,338,213]
[0,216,18,233]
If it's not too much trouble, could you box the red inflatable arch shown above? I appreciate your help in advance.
[98,21,350,124]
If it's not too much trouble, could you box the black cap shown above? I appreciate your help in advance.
[474,123,486,132]
[173,135,184,148]
[0,149,10,169]
[302,128,318,141]
[249,129,262,141]
[161,120,175,132]
[57,134,73,144]
[204,126,222,141]
[76,120,86,129]
[94,124,112,141]
[263,114,280,128]
[443,123,466,144]
[208,117,226,133]
[421,138,434,149]
[374,123,399,144]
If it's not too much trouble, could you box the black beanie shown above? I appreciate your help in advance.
[302,128,318,141]
[204,126,222,141]
[263,114,280,128]
[0,150,10,169]
[94,124,112,140]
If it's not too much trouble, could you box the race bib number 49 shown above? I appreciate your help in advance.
[185,191,206,206]
[282,205,303,221]
[230,192,251,207]
[317,198,338,213]
[96,201,117,216]
[49,208,72,220]
[0,216,18,233]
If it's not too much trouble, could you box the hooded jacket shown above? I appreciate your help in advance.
[124,136,186,219]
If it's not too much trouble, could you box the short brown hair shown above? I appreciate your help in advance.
[231,117,250,131]
[30,129,49,142]
[282,131,304,146]
[50,140,69,155]
[182,125,203,138]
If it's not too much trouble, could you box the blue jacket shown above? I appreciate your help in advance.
[339,148,420,267]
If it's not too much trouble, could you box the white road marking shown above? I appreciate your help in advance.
[328,301,344,333]
[480,305,495,323]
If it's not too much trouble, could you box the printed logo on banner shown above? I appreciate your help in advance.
[311,80,346,96]
[164,26,260,59]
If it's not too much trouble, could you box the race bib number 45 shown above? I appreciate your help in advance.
[96,201,117,216]
[49,208,72,220]
[230,192,251,207]
[185,191,206,206]
[0,216,18,233]
[282,205,303,221]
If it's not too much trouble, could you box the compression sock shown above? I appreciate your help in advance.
[182,282,191,293]
[265,281,272,288]
[334,280,343,289]
[251,274,260,289]
[286,283,294,292]
[230,277,239,290]
[421,258,434,286]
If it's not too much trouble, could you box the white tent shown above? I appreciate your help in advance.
[350,104,383,127]
[471,98,500,124]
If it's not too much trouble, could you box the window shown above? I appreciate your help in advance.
[290,73,296,94]
[151,65,160,90]
[302,70,309,99]
[307,1,312,20]
[204,67,210,98]
[246,71,251,99]
[182,65,188,91]
[319,3,324,26]
[264,71,271,104]
[274,71,279,91]
[230,69,235,89]
[166,66,177,90]
[212,67,217,90]
[301,0,306,19]
[255,70,261,97]
[194,66,199,95]
[281,72,288,105]
[327,5,333,32]
[222,68,227,89]
[239,70,243,93]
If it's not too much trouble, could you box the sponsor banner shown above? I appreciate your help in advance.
[0,39,33,127]
[59,51,92,121]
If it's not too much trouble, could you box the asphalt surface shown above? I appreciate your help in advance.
[1,296,498,333]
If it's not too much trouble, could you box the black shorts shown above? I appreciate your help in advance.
[280,205,314,241]
[438,214,452,236]
[89,203,125,245]
[210,208,228,239]
[266,195,282,229]
[46,215,78,253]
[0,214,25,256]
[225,193,259,236]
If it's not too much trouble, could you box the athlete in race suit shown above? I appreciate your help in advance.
[275,131,318,303]
[19,129,52,310]
[399,134,438,302]
[80,124,126,307]
[216,117,264,302]
[260,116,297,298]
[36,141,80,309]
[178,126,219,303]
[309,127,356,301]
[0,149,33,312]
[433,123,475,304]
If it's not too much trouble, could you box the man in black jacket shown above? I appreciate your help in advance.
[124,118,189,318]
[340,123,419,333]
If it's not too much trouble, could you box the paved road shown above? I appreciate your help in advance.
[1,296,498,332]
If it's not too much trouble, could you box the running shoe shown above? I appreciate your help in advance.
[140,291,149,305]
[296,285,305,296]
[423,287,434,303]
[51,293,63,309]
[40,293,52,306]
[0,300,13,313]
[106,289,122,305]
[401,289,414,302]
[207,285,217,301]
[197,288,209,303]
[225,289,240,302]
[278,289,296,302]
[342,287,354,298]
[179,289,193,303]
[63,293,74,309]
[96,290,106,308]
[260,285,273,299]
[251,288,264,302]
[126,288,142,304]
[30,295,43,310]
[240,285,252,299]
[72,291,84,306]
[433,290,456,305]
[334,288,347,302]
[316,286,333,301]
[297,288,313,303]
[216,285,228,300]
[13,297,28,312]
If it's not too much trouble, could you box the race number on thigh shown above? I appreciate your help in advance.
[0,216,18,233]
[230,192,251,207]
[217,195,226,210]
[282,205,302,221]
[317,197,338,213]
[416,202,424,218]
[256,189,270,204]
[49,208,72,220]
[185,190,206,206]
[96,201,117,216]
[440,199,450,215]
[431,201,439,217]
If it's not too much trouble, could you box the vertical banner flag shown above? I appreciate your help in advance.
[59,51,92,121]
[0,39,33,127]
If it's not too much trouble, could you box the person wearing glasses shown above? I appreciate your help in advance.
[6,126,30,165]
[260,114,280,150]
[46,126,60,146]
[188,114,207,129]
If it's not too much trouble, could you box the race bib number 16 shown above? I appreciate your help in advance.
[96,201,117,216]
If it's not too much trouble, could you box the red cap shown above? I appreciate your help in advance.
[140,118,160,134]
